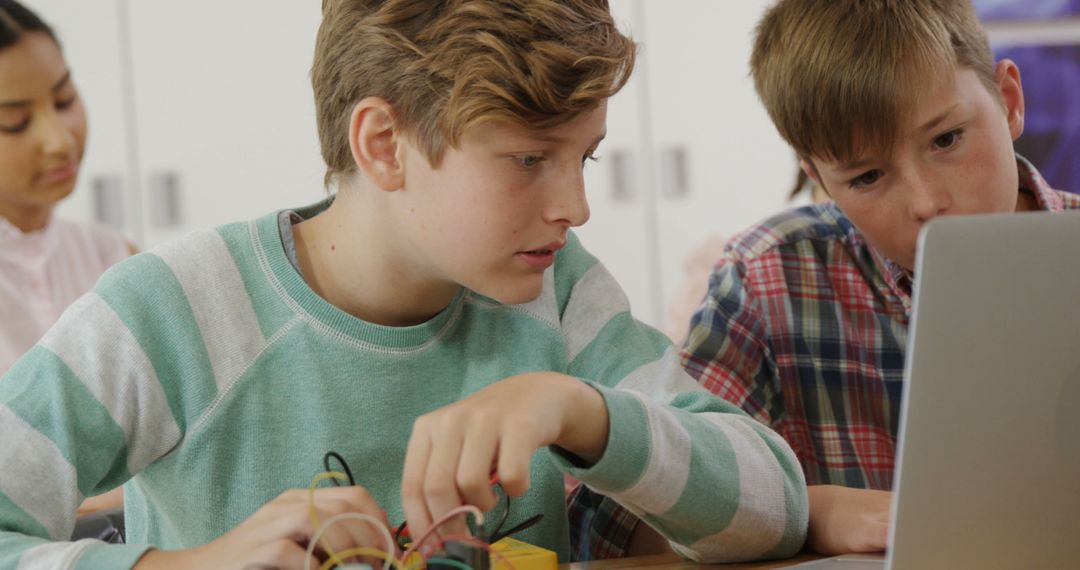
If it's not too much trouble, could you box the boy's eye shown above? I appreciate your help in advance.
[849,169,884,189]
[933,128,963,150]
[581,152,600,165]
[514,154,544,169]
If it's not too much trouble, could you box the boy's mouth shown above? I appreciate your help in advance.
[516,241,564,269]
[519,241,565,256]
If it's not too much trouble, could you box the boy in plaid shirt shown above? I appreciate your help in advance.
[572,0,1080,560]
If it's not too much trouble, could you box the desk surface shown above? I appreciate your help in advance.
[563,553,823,569]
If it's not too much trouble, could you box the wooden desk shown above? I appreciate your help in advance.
[563,553,823,569]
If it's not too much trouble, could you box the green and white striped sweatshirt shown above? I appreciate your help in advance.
[0,204,808,569]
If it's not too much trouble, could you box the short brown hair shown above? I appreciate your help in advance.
[750,0,996,165]
[312,0,635,187]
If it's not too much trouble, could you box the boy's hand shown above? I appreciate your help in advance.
[806,485,891,555]
[76,487,124,517]
[401,372,607,541]
[134,487,391,570]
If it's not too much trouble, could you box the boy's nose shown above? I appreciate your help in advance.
[546,167,591,227]
[907,174,952,222]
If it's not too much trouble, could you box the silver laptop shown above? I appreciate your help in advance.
[796,210,1080,570]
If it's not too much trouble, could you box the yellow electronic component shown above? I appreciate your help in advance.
[490,537,558,570]
[401,551,424,569]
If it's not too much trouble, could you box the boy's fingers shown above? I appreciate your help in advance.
[330,519,391,561]
[455,425,500,512]
[290,502,360,557]
[422,426,469,538]
[867,521,890,552]
[844,520,889,554]
[256,503,323,545]
[494,428,534,497]
[251,511,351,565]
[249,538,320,570]
[312,523,362,561]
[402,428,435,544]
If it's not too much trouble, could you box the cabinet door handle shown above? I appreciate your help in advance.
[610,148,635,202]
[660,145,689,199]
[91,174,126,230]
[148,171,183,228]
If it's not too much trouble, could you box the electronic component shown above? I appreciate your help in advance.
[490,537,557,570]
[428,540,490,570]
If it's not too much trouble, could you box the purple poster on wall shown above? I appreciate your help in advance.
[972,0,1080,195]
[974,0,1080,20]
[996,45,1080,196]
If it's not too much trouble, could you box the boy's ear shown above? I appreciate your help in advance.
[348,97,405,191]
[994,59,1025,141]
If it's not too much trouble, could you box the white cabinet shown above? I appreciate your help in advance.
[579,0,796,328]
[642,0,796,316]
[26,0,325,247]
[125,0,324,246]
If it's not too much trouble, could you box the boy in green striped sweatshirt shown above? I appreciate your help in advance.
[0,1,808,568]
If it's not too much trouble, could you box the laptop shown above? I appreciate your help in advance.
[795,210,1080,569]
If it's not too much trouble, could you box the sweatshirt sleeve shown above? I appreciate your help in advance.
[0,247,224,569]
[547,233,808,563]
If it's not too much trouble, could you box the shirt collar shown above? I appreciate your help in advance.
[0,214,24,240]
[1017,154,1066,212]
[0,213,57,256]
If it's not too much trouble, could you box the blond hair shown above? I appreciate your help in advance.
[312,0,635,186]
[751,0,995,165]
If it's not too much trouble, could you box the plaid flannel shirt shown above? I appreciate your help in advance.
[569,156,1080,561]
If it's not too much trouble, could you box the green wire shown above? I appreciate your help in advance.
[424,558,475,570]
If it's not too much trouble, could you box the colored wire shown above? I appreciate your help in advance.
[394,520,410,549]
[309,471,352,570]
[323,451,357,487]
[400,505,485,565]
[397,472,500,546]
[489,513,544,544]
[317,546,395,570]
[306,512,403,570]
[422,558,473,570]
[485,495,512,543]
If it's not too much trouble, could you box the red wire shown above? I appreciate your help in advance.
[396,471,501,540]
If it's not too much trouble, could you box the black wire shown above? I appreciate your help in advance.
[394,520,409,549]
[490,513,544,544]
[322,451,356,487]
[485,495,512,542]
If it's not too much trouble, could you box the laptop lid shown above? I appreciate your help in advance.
[887,210,1080,570]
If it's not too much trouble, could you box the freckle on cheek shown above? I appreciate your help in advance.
[330,245,336,251]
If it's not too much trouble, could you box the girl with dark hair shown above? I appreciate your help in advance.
[0,0,128,514]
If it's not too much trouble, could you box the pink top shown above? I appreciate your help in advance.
[1,215,129,375]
